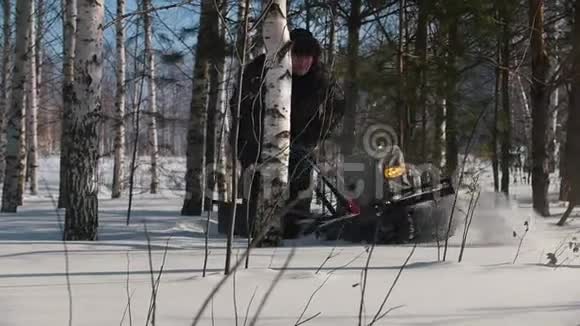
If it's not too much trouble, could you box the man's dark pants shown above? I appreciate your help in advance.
[238,145,314,239]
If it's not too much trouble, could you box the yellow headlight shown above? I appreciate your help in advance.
[384,164,406,179]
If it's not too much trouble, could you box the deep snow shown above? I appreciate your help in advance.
[0,156,579,325]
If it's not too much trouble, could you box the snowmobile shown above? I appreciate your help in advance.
[217,144,456,244]
[292,144,456,244]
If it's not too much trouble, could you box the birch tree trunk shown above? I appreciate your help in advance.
[433,98,446,168]
[143,0,159,194]
[326,0,337,67]
[255,0,292,246]
[549,0,564,175]
[58,0,76,208]
[515,59,531,139]
[432,21,446,168]
[27,6,38,195]
[0,0,11,185]
[182,0,212,216]
[213,1,228,202]
[35,0,44,160]
[204,0,225,208]
[492,36,500,192]
[216,69,228,202]
[18,91,26,204]
[1,0,32,212]
[500,6,511,194]
[397,0,408,154]
[414,0,427,160]
[33,0,44,177]
[112,0,126,199]
[445,19,459,177]
[36,0,43,101]
[63,0,104,241]
[529,0,551,217]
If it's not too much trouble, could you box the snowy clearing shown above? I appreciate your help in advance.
[1,156,579,326]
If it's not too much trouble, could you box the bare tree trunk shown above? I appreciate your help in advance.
[142,0,158,194]
[305,0,311,30]
[182,0,212,216]
[0,0,11,185]
[36,0,44,100]
[326,0,337,67]
[58,0,76,209]
[212,1,228,203]
[1,0,32,212]
[63,0,104,241]
[415,0,428,160]
[397,0,408,153]
[557,0,580,225]
[204,0,226,210]
[549,0,564,175]
[27,6,38,195]
[112,0,126,199]
[33,0,44,179]
[529,0,551,217]
[18,49,28,205]
[515,59,532,139]
[445,19,459,177]
[500,10,510,194]
[433,97,445,169]
[216,73,228,203]
[226,0,251,274]
[341,0,361,155]
[557,199,575,225]
[35,0,44,159]
[492,44,500,192]
[551,84,561,173]
[255,0,292,247]
[18,91,26,204]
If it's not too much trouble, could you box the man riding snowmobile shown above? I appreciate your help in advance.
[230,28,345,240]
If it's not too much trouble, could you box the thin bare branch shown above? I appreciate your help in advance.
[103,0,196,30]
[369,244,416,325]
[248,247,296,326]
[295,274,332,325]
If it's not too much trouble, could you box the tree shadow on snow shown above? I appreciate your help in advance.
[269,260,443,272]
[0,267,225,279]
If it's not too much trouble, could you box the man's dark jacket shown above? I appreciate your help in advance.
[230,54,345,166]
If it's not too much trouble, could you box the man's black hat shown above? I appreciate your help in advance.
[290,28,321,57]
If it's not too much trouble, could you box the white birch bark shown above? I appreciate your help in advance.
[440,98,446,169]
[515,68,531,139]
[27,7,38,195]
[551,82,560,172]
[205,0,227,205]
[36,0,44,99]
[63,0,104,240]
[1,0,32,212]
[257,0,292,244]
[112,0,126,199]
[58,0,76,208]
[0,0,11,185]
[143,0,158,194]
[216,60,228,201]
[18,90,26,204]
[34,0,44,178]
[549,0,563,173]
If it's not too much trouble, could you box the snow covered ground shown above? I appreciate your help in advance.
[1,156,579,325]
